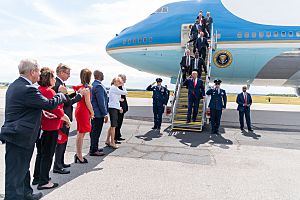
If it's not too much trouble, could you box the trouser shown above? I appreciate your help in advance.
[153,104,164,128]
[54,125,70,170]
[210,109,222,133]
[187,95,200,121]
[200,48,207,60]
[89,117,104,153]
[115,112,125,140]
[239,108,251,129]
[4,142,34,200]
[38,130,58,186]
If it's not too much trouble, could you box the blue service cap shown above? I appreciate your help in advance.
[214,79,222,84]
[156,78,163,82]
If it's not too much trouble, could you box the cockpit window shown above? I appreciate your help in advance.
[153,6,168,14]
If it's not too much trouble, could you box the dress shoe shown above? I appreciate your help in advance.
[118,137,125,141]
[90,151,105,156]
[74,154,88,164]
[240,128,244,131]
[248,129,254,131]
[63,163,71,168]
[25,192,43,200]
[98,148,104,152]
[151,126,158,129]
[186,120,191,123]
[37,183,59,190]
[53,168,70,174]
[157,127,161,130]
[115,141,121,144]
[192,119,196,122]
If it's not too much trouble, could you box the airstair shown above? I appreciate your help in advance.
[171,24,215,132]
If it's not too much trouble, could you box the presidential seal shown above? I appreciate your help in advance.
[213,50,233,68]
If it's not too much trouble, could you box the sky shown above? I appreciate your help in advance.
[0,0,296,95]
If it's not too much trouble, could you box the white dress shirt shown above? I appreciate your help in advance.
[20,76,32,85]
[108,85,127,109]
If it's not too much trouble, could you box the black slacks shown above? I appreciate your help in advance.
[90,117,104,153]
[5,142,34,200]
[187,95,201,121]
[115,112,125,140]
[239,108,252,129]
[210,109,222,133]
[37,130,58,186]
[54,125,70,170]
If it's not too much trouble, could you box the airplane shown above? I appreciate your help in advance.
[106,0,300,96]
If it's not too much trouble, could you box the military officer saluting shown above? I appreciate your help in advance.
[146,78,169,130]
[206,79,227,134]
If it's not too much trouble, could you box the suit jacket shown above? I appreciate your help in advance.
[236,92,252,112]
[0,77,66,149]
[118,86,128,113]
[53,77,81,121]
[91,80,108,118]
[146,85,168,106]
[195,37,209,52]
[190,23,199,39]
[183,78,205,99]
[180,55,194,72]
[189,57,206,75]
[206,88,227,110]
[206,17,213,26]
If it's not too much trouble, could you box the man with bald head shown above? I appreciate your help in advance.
[89,70,108,156]
[0,59,66,200]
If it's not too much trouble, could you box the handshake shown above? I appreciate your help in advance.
[58,85,89,96]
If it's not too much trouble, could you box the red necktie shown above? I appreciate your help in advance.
[192,79,196,96]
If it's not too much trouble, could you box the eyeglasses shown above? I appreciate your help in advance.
[63,71,70,75]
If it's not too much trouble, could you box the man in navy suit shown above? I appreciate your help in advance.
[89,70,108,156]
[0,59,66,200]
[236,86,253,131]
[188,19,201,44]
[206,79,227,134]
[195,31,209,59]
[183,71,205,123]
[189,51,207,76]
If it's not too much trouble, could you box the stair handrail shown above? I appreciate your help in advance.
[202,23,214,126]
[171,65,183,129]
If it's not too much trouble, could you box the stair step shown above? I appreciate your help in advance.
[172,127,203,132]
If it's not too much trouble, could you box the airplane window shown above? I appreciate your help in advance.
[281,32,286,37]
[274,32,279,37]
[123,40,126,45]
[153,6,168,14]
[217,33,221,39]
[237,32,242,38]
[252,32,257,38]
[133,38,137,43]
[143,37,147,42]
[127,39,131,44]
[288,32,293,37]
[149,37,153,42]
[259,32,264,38]
[296,31,300,37]
[138,38,142,43]
[244,32,249,38]
[266,32,271,38]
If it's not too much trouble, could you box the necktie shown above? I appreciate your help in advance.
[192,79,196,96]
[195,59,198,69]
[244,94,247,107]
[186,56,189,66]
[218,89,220,94]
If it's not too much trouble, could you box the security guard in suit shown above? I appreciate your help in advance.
[206,79,227,134]
[146,78,168,130]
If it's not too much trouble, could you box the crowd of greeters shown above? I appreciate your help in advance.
[0,59,129,200]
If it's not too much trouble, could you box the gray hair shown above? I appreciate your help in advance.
[18,59,39,75]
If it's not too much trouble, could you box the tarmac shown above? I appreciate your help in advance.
[0,91,300,200]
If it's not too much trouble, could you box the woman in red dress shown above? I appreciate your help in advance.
[73,68,94,163]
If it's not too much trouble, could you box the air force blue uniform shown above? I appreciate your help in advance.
[206,88,227,134]
[236,92,252,130]
[146,85,168,129]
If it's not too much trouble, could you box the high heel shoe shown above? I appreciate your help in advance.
[74,154,88,164]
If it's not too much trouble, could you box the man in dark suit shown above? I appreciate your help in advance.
[183,71,205,123]
[89,70,108,156]
[236,86,253,131]
[206,79,227,134]
[195,31,209,59]
[180,49,193,81]
[115,74,128,143]
[52,63,82,174]
[205,12,213,38]
[0,59,66,200]
[189,51,207,76]
[188,19,201,44]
